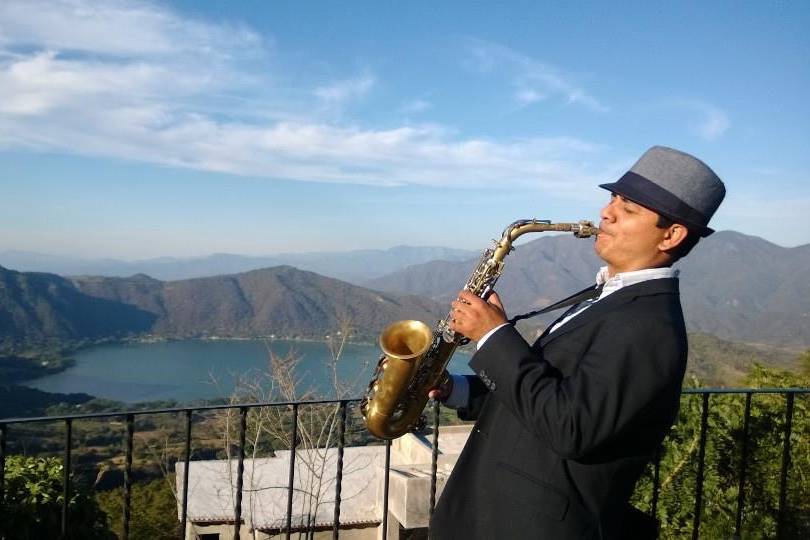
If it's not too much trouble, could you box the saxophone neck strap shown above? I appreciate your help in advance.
[508,283,604,325]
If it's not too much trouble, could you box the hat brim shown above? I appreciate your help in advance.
[599,181,715,237]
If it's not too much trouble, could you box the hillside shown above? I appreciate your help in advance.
[0,265,444,343]
[0,267,156,344]
[364,231,810,349]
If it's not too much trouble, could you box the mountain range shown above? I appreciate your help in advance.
[0,265,442,344]
[0,246,476,282]
[0,230,807,350]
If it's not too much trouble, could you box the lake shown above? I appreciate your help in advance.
[27,339,474,404]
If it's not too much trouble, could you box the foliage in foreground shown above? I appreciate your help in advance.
[95,478,179,540]
[0,455,113,540]
[631,361,810,539]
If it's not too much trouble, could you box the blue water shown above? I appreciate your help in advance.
[27,339,473,404]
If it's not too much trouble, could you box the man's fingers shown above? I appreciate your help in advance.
[488,292,504,311]
[429,373,454,402]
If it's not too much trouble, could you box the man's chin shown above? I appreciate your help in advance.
[593,237,611,261]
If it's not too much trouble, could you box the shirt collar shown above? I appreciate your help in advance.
[595,266,679,299]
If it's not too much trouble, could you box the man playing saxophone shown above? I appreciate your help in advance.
[429,146,726,539]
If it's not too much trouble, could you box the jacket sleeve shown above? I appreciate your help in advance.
[456,375,490,421]
[469,319,685,460]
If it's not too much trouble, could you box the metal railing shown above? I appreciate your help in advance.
[0,388,808,540]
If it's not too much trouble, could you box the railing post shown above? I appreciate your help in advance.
[181,410,193,540]
[285,403,299,540]
[430,400,440,523]
[777,392,795,540]
[234,407,247,540]
[333,401,347,540]
[382,440,391,540]
[692,393,710,540]
[61,418,72,539]
[123,414,134,540]
[733,392,753,539]
[0,423,6,514]
[651,443,662,519]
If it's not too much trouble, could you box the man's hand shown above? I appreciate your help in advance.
[449,290,507,342]
[428,377,454,401]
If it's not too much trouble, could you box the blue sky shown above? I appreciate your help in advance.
[1,0,808,259]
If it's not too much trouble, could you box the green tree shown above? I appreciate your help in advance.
[799,349,810,377]
[632,362,810,538]
[95,478,179,540]
[0,455,113,540]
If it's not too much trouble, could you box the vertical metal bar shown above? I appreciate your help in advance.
[777,393,795,540]
[692,393,710,540]
[285,403,299,540]
[61,419,72,538]
[332,401,347,540]
[181,410,193,540]
[382,440,391,540]
[234,407,247,540]
[734,392,753,538]
[430,401,440,522]
[651,443,662,517]
[123,414,134,540]
[0,423,6,513]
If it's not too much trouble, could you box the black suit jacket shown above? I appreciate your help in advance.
[430,278,686,539]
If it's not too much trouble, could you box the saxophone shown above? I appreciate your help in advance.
[360,219,598,439]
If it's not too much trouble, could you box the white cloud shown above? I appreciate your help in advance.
[314,74,375,105]
[0,0,611,198]
[400,99,432,114]
[671,99,729,141]
[515,88,547,106]
[466,39,608,112]
[693,106,730,141]
[643,99,730,141]
[0,0,261,58]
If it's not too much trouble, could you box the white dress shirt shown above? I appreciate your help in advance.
[444,265,679,409]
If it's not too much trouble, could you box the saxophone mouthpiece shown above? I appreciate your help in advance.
[574,220,599,238]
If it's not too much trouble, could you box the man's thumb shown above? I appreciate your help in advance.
[488,292,504,310]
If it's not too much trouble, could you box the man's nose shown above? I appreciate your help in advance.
[600,201,615,222]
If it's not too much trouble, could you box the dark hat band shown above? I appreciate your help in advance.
[600,171,713,236]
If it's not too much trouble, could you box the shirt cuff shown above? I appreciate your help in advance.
[443,374,470,409]
[476,323,510,350]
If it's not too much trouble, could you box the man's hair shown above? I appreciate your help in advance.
[656,214,700,261]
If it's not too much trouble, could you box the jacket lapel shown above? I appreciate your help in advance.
[537,278,679,348]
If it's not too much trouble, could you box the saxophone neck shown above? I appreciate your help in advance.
[491,219,598,261]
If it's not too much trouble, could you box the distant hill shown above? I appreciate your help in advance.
[364,231,810,349]
[0,246,477,283]
[685,332,801,384]
[677,231,810,350]
[0,267,156,343]
[0,265,444,343]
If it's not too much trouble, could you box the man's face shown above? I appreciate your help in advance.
[594,193,669,275]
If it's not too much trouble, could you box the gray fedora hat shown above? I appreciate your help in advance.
[599,146,726,236]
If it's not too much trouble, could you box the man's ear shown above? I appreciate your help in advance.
[659,223,688,252]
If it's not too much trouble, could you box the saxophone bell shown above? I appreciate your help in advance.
[361,320,435,440]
